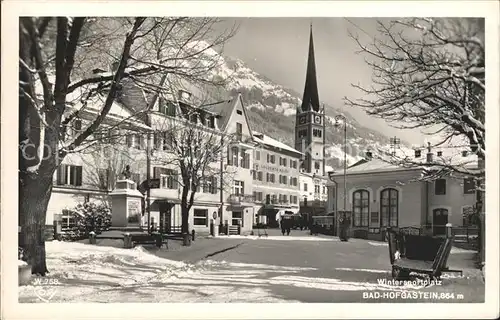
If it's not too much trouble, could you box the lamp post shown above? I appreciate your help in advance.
[334,114,348,241]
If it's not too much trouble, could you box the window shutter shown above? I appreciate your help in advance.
[159,98,166,114]
[172,171,178,189]
[76,166,83,186]
[57,165,67,185]
[212,176,218,194]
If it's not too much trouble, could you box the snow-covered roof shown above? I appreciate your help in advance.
[252,131,303,156]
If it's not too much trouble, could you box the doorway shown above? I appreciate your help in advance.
[433,208,449,235]
[232,211,243,226]
[159,202,175,233]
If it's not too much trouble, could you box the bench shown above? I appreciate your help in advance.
[124,232,165,248]
[387,227,456,280]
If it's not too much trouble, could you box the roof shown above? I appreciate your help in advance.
[329,156,482,178]
[252,131,303,156]
[329,158,415,177]
[201,98,236,130]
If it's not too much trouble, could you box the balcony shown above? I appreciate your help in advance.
[228,194,255,205]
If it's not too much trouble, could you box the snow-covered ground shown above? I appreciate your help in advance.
[18,241,437,303]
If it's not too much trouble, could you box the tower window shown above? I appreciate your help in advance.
[314,162,320,170]
[298,129,308,138]
[313,129,322,138]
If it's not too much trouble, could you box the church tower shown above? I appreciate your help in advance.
[294,25,325,177]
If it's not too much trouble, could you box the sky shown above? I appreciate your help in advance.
[217,17,427,145]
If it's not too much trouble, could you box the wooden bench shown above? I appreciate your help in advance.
[124,232,165,248]
[387,227,456,280]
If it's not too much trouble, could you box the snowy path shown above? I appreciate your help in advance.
[17,241,447,303]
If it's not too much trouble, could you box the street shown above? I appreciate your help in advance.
[18,230,484,303]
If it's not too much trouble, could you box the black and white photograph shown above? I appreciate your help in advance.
[2,1,499,319]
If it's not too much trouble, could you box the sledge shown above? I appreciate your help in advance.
[386,227,459,280]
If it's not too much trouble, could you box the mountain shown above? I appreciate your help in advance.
[202,54,404,170]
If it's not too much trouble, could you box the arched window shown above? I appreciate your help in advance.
[353,190,369,227]
[381,188,398,227]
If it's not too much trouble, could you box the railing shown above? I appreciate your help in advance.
[228,194,255,203]
[300,200,327,207]
[264,199,296,206]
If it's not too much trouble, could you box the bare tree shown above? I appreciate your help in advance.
[19,16,236,275]
[150,107,236,245]
[345,18,485,182]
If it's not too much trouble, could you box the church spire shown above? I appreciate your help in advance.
[300,24,320,113]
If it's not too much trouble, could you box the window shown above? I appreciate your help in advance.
[254,192,263,202]
[323,186,326,194]
[154,167,178,189]
[298,129,308,138]
[269,173,275,183]
[158,99,176,117]
[380,188,398,227]
[201,176,217,194]
[315,185,320,194]
[270,155,275,164]
[257,171,263,181]
[236,122,243,141]
[290,160,297,169]
[313,128,322,138]
[126,134,143,149]
[193,209,208,226]
[370,212,379,225]
[255,150,260,161]
[229,147,239,166]
[233,180,244,195]
[240,150,250,169]
[435,179,446,195]
[236,110,243,115]
[353,190,370,227]
[314,162,321,170]
[303,183,308,192]
[56,165,83,187]
[462,206,475,226]
[463,178,476,194]
[266,194,271,204]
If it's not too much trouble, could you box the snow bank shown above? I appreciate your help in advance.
[18,241,438,303]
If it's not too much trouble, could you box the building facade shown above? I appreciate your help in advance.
[251,132,302,227]
[326,155,478,241]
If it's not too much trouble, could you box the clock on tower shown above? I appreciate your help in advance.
[299,115,306,124]
[314,115,321,124]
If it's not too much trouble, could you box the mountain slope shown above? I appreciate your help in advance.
[181,43,404,170]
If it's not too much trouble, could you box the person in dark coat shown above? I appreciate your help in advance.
[280,219,286,235]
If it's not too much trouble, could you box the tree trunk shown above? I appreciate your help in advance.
[19,173,54,275]
[181,205,191,246]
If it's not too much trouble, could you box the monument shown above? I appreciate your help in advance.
[109,165,144,227]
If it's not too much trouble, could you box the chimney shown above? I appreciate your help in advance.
[426,142,433,163]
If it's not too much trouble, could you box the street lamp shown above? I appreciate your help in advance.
[334,115,348,241]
